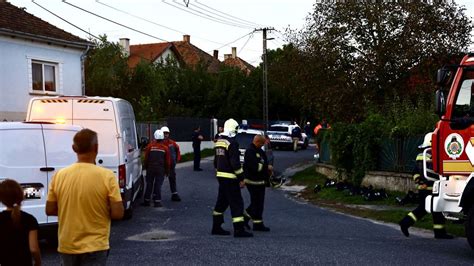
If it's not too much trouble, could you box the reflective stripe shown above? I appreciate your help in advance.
[244,178,266,185]
[417,185,432,190]
[413,174,420,181]
[253,220,263,224]
[234,168,243,175]
[217,171,237,179]
[213,211,223,216]
[416,155,432,161]
[233,216,244,223]
[256,153,261,158]
[243,211,252,219]
[408,212,417,222]
[215,142,229,149]
[258,163,263,172]
[433,224,444,229]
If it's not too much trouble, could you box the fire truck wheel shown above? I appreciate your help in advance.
[465,207,474,250]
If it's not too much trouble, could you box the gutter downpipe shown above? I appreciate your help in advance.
[80,45,91,96]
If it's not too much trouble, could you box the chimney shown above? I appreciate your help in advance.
[231,47,237,59]
[183,35,191,43]
[213,50,219,60]
[224,54,232,60]
[119,38,130,56]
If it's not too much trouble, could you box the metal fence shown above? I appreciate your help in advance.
[137,117,214,142]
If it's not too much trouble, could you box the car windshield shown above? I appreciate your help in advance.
[269,126,288,132]
[453,69,474,119]
[235,133,255,149]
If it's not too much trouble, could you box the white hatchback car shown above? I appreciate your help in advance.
[267,123,308,150]
[235,128,265,163]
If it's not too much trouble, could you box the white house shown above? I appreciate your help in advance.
[0,0,92,121]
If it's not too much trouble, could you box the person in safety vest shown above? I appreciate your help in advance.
[142,129,171,208]
[211,118,253,237]
[399,132,454,239]
[243,134,271,232]
[161,126,182,202]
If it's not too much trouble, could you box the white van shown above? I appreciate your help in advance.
[26,96,143,218]
[0,122,81,225]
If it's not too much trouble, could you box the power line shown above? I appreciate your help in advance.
[238,32,254,55]
[162,0,253,29]
[194,0,265,28]
[32,0,100,40]
[188,1,259,29]
[95,0,226,46]
[213,31,254,51]
[62,0,168,42]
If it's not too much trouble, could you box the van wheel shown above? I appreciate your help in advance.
[466,207,474,249]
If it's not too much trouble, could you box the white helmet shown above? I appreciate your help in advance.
[154,129,164,140]
[161,126,170,133]
[223,118,239,137]
[419,132,433,149]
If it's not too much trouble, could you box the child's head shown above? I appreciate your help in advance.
[0,179,24,208]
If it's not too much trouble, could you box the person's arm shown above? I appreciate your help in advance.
[108,174,124,220]
[45,174,58,216]
[174,141,181,162]
[45,201,58,216]
[110,201,124,220]
[29,230,41,266]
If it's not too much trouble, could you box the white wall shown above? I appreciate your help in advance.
[0,36,84,121]
[177,141,215,155]
[154,49,180,67]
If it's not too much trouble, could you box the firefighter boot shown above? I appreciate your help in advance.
[399,215,415,237]
[211,215,230,236]
[253,222,270,232]
[434,228,454,239]
[234,222,254,238]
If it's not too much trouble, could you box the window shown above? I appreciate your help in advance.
[32,61,57,93]
[453,69,474,118]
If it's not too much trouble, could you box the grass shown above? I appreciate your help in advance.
[289,167,465,237]
[180,148,214,163]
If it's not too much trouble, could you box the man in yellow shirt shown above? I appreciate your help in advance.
[46,129,124,265]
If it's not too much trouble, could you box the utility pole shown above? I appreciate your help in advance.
[255,27,274,131]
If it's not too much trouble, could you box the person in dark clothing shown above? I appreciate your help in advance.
[161,126,182,202]
[243,135,271,232]
[0,179,41,266]
[192,126,204,171]
[399,132,454,239]
[212,118,253,238]
[214,126,223,142]
[291,124,302,152]
[142,129,171,208]
[304,122,312,139]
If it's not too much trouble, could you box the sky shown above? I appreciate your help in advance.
[6,0,474,66]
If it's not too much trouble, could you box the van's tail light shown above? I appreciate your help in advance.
[118,164,126,188]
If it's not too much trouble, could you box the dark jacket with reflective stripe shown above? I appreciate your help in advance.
[144,141,171,175]
[244,143,269,183]
[413,150,437,190]
[214,136,244,181]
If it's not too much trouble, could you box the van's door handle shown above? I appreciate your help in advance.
[40,167,55,172]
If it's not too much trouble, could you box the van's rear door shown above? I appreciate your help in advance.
[41,124,79,223]
[27,98,73,124]
[0,124,48,224]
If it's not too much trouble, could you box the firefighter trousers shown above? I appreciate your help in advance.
[213,177,245,226]
[246,184,266,222]
[168,164,177,194]
[144,172,165,202]
[409,189,446,227]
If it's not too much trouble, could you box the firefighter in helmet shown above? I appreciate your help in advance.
[211,118,253,237]
[399,132,454,239]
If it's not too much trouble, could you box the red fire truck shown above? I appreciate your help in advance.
[427,54,474,249]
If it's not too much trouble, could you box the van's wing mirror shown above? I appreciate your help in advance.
[437,68,452,88]
[140,137,149,149]
[435,89,446,117]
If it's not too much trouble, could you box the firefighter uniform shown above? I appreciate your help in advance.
[399,133,453,239]
[243,142,271,231]
[212,134,253,237]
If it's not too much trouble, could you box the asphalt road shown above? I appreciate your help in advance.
[41,146,474,265]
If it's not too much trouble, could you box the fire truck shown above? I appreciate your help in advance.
[426,54,474,249]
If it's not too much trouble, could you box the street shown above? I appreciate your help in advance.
[41,147,474,265]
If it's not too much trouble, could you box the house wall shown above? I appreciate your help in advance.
[0,36,84,121]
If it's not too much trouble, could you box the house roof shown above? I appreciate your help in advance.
[128,43,175,68]
[0,1,91,48]
[172,41,221,73]
[223,57,255,75]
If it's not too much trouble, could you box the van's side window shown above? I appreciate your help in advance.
[122,118,137,150]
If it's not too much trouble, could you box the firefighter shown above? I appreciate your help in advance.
[243,134,271,231]
[161,126,182,202]
[211,118,253,237]
[399,132,454,239]
[142,129,171,208]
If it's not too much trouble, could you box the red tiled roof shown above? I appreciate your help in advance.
[172,41,221,73]
[128,43,174,68]
[223,57,255,75]
[0,1,89,46]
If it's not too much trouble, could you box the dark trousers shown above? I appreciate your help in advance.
[168,165,177,193]
[214,177,244,226]
[411,189,445,225]
[193,146,201,170]
[144,172,165,202]
[246,184,266,222]
[60,250,108,266]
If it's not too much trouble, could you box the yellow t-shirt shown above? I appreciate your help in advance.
[47,162,122,254]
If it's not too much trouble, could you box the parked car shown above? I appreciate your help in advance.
[0,122,81,226]
[267,123,308,150]
[26,96,143,219]
[234,128,265,163]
